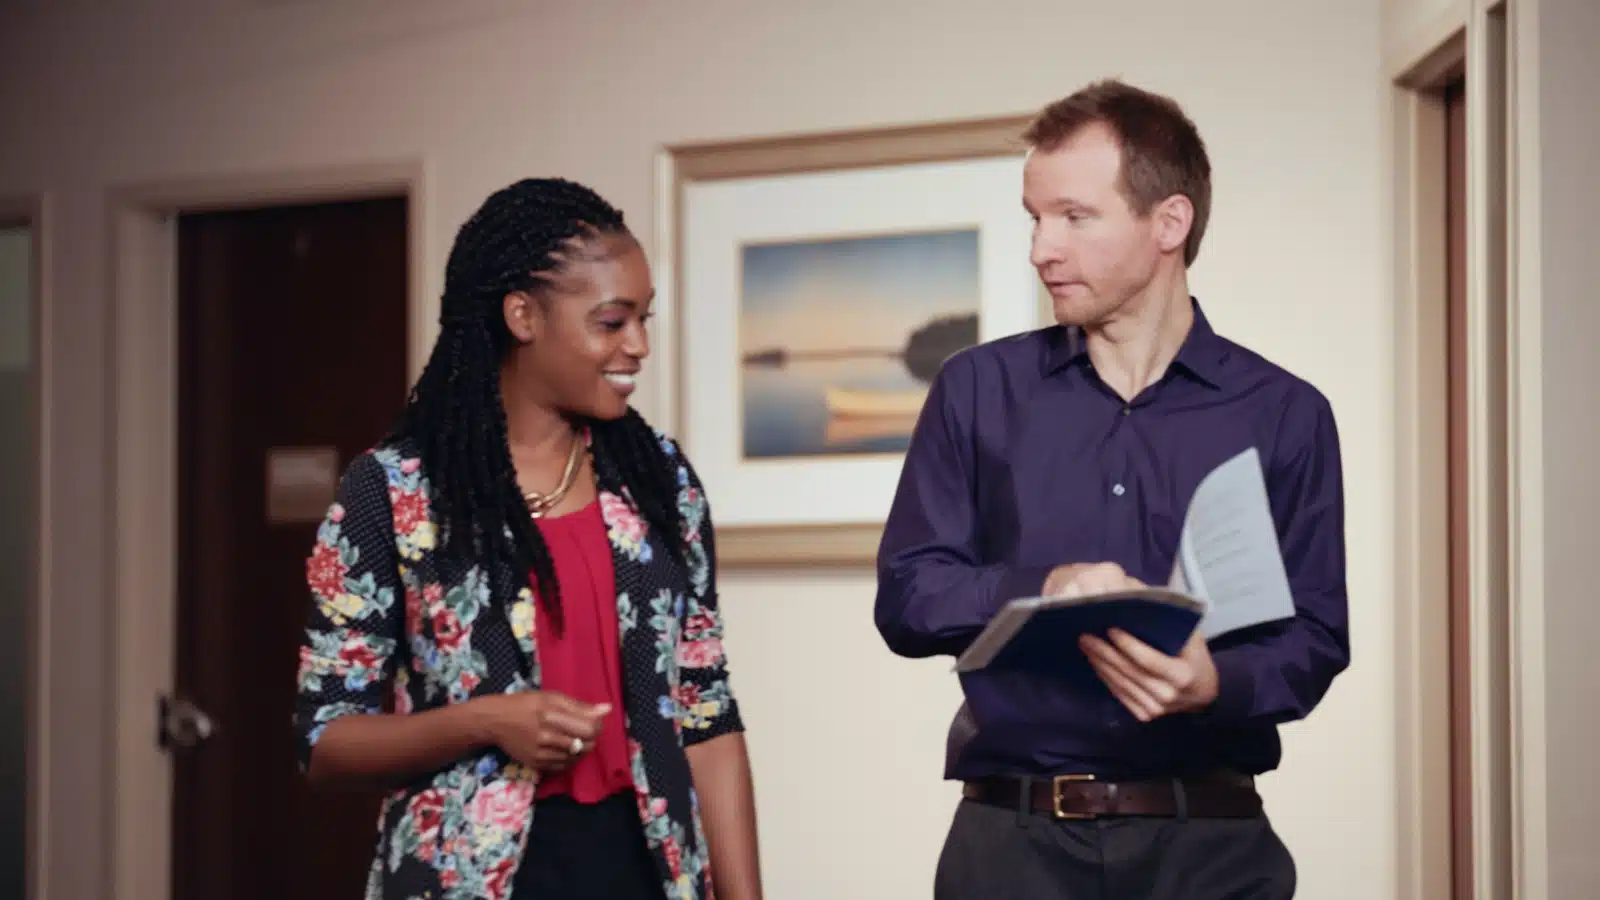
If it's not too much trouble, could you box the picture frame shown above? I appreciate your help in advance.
[653,114,1051,568]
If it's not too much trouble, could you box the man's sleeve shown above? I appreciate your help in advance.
[873,352,1055,659]
[1200,387,1351,725]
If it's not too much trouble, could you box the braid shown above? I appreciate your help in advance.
[393,178,688,633]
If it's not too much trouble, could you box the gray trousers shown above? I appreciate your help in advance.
[934,798,1297,900]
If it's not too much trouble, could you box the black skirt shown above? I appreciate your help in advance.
[512,791,668,900]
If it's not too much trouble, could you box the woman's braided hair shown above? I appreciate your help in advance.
[393,177,686,632]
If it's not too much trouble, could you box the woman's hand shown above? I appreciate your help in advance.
[478,691,610,773]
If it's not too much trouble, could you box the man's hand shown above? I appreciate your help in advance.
[1080,628,1219,722]
[1045,561,1220,722]
[1043,561,1140,598]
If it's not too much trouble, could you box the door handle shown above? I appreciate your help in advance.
[158,694,217,750]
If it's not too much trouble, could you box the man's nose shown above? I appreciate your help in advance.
[1031,232,1064,269]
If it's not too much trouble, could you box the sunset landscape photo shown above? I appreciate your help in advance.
[737,227,981,460]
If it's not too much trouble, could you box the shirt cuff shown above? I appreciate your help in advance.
[682,704,745,746]
[990,564,1055,617]
[1199,646,1255,723]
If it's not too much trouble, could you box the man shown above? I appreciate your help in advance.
[874,79,1348,899]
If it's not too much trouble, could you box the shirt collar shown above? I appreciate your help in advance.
[1042,296,1226,390]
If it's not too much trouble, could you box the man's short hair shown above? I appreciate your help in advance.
[1023,79,1212,266]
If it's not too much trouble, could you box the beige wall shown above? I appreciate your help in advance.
[0,1,1403,898]
[1531,0,1599,894]
[1384,0,1468,69]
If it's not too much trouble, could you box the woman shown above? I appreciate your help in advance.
[293,178,763,900]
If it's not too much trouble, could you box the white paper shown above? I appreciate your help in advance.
[1175,447,1297,639]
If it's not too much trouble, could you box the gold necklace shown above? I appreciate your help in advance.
[522,435,585,519]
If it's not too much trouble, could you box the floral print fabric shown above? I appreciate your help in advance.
[294,431,743,900]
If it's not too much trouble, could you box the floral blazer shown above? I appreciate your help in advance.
[293,429,743,900]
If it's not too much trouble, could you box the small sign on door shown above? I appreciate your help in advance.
[266,446,340,525]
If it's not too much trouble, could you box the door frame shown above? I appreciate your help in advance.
[106,162,428,900]
[0,194,52,900]
[1386,0,1546,898]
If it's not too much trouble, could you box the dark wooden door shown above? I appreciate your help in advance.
[172,196,409,900]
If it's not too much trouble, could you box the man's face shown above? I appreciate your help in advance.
[1022,123,1168,328]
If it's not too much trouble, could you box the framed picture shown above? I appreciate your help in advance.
[654,115,1050,567]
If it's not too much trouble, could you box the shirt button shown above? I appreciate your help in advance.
[1112,484,1126,497]
[1123,406,1131,416]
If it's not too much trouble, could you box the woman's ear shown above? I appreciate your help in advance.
[502,290,541,344]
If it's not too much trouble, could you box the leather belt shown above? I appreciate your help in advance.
[962,771,1263,820]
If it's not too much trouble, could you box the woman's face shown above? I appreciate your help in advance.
[501,233,654,421]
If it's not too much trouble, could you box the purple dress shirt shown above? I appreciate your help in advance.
[874,299,1349,780]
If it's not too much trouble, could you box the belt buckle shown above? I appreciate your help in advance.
[1051,773,1096,820]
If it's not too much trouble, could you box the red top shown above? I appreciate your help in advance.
[530,499,634,802]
